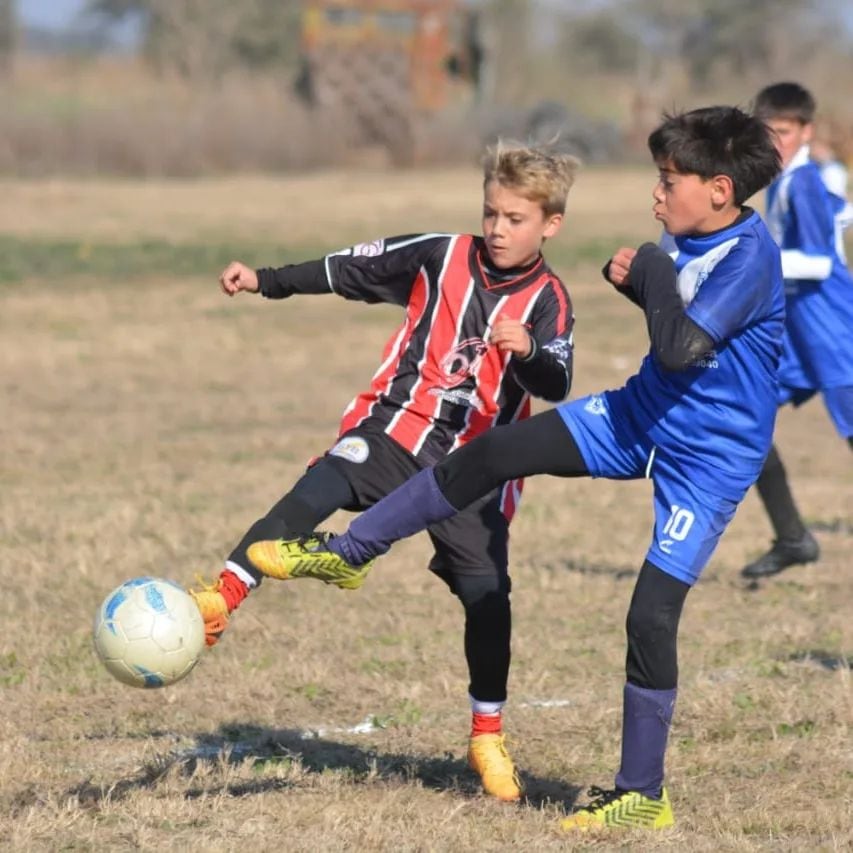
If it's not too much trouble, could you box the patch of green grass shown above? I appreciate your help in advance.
[776,719,816,738]
[549,236,646,270]
[0,652,26,688]
[252,756,295,774]
[0,236,329,285]
[0,234,648,286]
[365,700,423,730]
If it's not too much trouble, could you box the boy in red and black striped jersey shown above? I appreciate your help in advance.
[190,142,578,801]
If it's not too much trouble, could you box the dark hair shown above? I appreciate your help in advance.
[754,82,816,124]
[648,106,781,205]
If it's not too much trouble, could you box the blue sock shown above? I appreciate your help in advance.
[614,682,677,798]
[330,468,456,566]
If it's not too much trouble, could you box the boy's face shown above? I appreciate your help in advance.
[765,117,813,168]
[652,161,736,236]
[482,180,562,269]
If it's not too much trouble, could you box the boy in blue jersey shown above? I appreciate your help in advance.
[742,82,853,580]
[245,106,783,830]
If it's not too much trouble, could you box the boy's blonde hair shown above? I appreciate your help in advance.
[482,140,580,217]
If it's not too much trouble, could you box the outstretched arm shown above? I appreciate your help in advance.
[230,234,447,304]
[219,258,331,299]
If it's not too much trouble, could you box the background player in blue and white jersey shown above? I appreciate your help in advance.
[247,106,783,831]
[742,82,853,580]
[811,122,853,253]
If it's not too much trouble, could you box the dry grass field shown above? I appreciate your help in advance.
[0,167,850,851]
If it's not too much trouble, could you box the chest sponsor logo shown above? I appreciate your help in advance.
[428,337,490,410]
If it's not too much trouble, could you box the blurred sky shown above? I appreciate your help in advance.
[21,0,89,29]
[20,0,853,35]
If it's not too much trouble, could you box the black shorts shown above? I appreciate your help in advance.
[322,425,509,581]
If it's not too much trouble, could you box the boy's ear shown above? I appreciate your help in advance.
[710,174,736,207]
[543,212,563,239]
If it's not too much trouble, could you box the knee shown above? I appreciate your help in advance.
[448,573,508,609]
[761,444,783,475]
[625,601,679,689]
[626,601,678,647]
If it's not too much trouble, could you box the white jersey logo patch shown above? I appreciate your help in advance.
[329,436,370,464]
[352,239,385,257]
[584,395,607,416]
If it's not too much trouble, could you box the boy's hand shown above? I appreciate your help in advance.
[490,315,533,358]
[606,247,637,287]
[219,261,259,296]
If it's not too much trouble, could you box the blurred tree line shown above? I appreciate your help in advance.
[0,0,15,75]
[3,0,849,107]
[1,0,850,175]
[80,0,851,87]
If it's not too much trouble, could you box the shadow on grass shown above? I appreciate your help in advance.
[540,557,637,581]
[66,723,582,812]
[787,649,853,671]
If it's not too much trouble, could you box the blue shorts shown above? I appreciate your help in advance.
[778,384,853,439]
[558,394,740,586]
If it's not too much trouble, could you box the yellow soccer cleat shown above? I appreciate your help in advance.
[560,786,674,831]
[467,733,523,802]
[247,534,373,590]
[187,577,230,647]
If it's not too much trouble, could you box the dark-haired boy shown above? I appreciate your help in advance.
[743,82,853,579]
[250,106,784,830]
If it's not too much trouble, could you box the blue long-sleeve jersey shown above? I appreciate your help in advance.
[610,210,785,500]
[766,145,853,391]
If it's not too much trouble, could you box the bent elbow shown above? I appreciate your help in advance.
[657,353,692,371]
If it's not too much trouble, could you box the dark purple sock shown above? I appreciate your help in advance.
[614,682,677,798]
[329,468,456,566]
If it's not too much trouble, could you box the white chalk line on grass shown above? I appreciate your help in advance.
[175,700,575,760]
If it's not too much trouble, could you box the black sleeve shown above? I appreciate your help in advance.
[510,277,574,402]
[627,243,715,371]
[255,234,448,306]
[257,259,329,299]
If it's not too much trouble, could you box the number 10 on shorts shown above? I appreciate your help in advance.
[663,505,695,541]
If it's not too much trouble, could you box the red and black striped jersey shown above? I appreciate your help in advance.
[257,233,574,468]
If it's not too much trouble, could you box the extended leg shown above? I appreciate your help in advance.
[331,409,588,567]
[190,460,357,645]
[436,570,521,801]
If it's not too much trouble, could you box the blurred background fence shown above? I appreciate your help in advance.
[1,0,852,176]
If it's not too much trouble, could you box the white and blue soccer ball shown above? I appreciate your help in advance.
[93,577,205,688]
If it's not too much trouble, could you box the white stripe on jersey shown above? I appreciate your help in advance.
[385,236,459,437]
[674,237,740,306]
[780,249,832,281]
[383,233,454,252]
[324,234,451,294]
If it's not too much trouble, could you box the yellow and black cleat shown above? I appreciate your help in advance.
[561,786,674,831]
[247,534,373,590]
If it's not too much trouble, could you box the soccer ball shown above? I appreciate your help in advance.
[93,576,205,688]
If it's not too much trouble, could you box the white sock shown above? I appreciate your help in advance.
[225,560,257,588]
[469,695,504,716]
